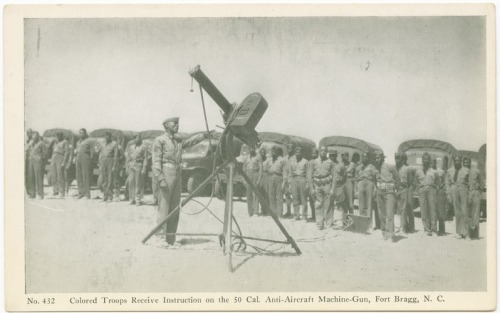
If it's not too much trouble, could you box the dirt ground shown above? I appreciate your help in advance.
[25,187,487,293]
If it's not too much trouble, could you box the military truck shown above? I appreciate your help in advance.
[318,136,383,164]
[216,132,315,199]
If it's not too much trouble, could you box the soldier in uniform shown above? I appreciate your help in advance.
[152,117,207,245]
[99,132,119,202]
[259,147,271,215]
[113,141,126,201]
[465,157,482,239]
[290,147,309,220]
[268,146,287,218]
[414,153,439,236]
[127,135,148,206]
[341,151,356,216]
[243,146,263,217]
[432,157,448,235]
[27,131,47,199]
[51,132,69,198]
[25,128,34,194]
[76,128,95,199]
[309,146,335,230]
[355,152,377,219]
[283,143,295,217]
[395,152,414,233]
[446,156,470,240]
[374,151,400,241]
[306,147,319,221]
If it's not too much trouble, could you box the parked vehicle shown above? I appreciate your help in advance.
[318,136,382,163]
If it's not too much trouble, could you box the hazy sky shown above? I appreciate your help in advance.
[25,17,486,161]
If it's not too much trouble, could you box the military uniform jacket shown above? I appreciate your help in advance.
[375,163,400,191]
[127,143,149,171]
[308,158,335,186]
[76,138,95,158]
[289,157,308,178]
[152,132,204,182]
[414,167,439,190]
[355,163,377,182]
[29,140,47,160]
[268,156,287,177]
[468,167,483,191]
[52,139,70,166]
[397,164,413,189]
[445,166,469,192]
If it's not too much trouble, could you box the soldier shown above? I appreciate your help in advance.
[98,132,119,202]
[113,141,126,201]
[465,157,482,239]
[308,146,335,230]
[152,117,207,245]
[341,151,355,216]
[127,135,148,206]
[395,152,415,234]
[446,156,470,240]
[306,147,319,221]
[355,152,377,219]
[331,152,348,224]
[76,128,95,199]
[414,153,439,236]
[64,138,76,195]
[243,146,263,217]
[27,131,47,199]
[283,143,295,217]
[290,147,309,220]
[374,151,400,241]
[258,147,271,215]
[25,128,34,194]
[51,132,69,198]
[268,146,287,218]
[432,157,448,235]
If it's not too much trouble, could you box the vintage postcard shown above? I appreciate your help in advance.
[4,3,496,311]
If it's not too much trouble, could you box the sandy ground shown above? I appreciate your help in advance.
[25,187,486,293]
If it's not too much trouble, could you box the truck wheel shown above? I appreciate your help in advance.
[187,174,203,195]
[214,178,225,200]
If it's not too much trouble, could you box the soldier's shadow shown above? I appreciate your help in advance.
[391,235,407,243]
[231,250,297,272]
[178,238,212,245]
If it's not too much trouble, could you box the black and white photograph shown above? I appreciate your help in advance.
[4,4,496,311]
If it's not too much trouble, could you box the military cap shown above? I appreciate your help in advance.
[374,151,385,158]
[328,149,338,154]
[453,155,462,161]
[341,151,349,156]
[163,117,179,125]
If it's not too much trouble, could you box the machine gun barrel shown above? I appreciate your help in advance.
[188,65,232,117]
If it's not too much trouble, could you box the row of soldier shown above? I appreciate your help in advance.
[26,125,483,244]
[244,144,483,242]
[25,128,153,205]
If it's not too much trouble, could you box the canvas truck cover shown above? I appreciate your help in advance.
[319,136,381,154]
[90,128,126,146]
[42,128,78,141]
[398,139,458,156]
[458,150,479,162]
[258,131,316,159]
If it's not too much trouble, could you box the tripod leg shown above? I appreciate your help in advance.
[142,162,228,244]
[235,166,302,255]
[224,163,235,272]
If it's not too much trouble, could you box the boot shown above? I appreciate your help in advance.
[438,220,445,236]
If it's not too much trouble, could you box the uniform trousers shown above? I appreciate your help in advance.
[357,179,375,217]
[314,182,333,228]
[76,154,92,198]
[397,188,414,232]
[345,177,355,214]
[469,189,481,238]
[376,189,397,239]
[451,185,469,237]
[418,186,437,233]
[128,162,145,202]
[157,167,182,244]
[268,174,283,217]
[100,158,115,200]
[291,176,307,218]
[51,154,66,196]
[245,170,260,216]
[28,158,45,198]
[259,172,270,215]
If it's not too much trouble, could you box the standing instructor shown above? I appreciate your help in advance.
[152,117,207,246]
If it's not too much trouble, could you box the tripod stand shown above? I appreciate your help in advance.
[142,132,301,272]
